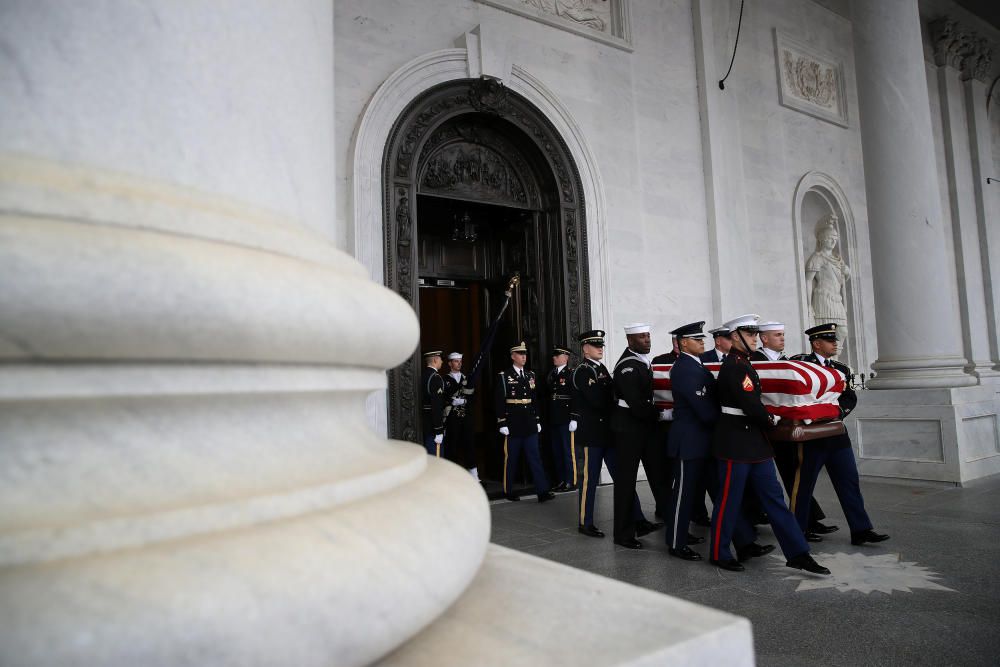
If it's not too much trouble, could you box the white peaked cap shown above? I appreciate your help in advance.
[722,313,760,331]
[447,352,463,360]
[623,323,651,334]
[758,321,784,332]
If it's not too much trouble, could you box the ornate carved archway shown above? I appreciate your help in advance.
[383,78,591,442]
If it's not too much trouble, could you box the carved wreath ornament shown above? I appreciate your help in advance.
[782,50,838,109]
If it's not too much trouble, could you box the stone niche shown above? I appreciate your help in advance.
[793,171,866,373]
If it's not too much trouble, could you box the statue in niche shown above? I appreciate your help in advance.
[805,214,851,353]
[522,0,610,33]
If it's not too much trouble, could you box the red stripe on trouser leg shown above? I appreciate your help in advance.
[714,460,734,561]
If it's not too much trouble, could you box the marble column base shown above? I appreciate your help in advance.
[868,356,978,389]
[378,544,754,667]
[849,386,1000,484]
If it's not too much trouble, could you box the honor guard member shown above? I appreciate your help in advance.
[547,345,576,492]
[650,336,680,520]
[496,342,556,503]
[752,322,833,540]
[664,321,719,561]
[709,314,830,575]
[570,330,655,538]
[701,326,732,363]
[789,324,889,546]
[421,350,446,457]
[442,352,479,482]
[610,323,669,549]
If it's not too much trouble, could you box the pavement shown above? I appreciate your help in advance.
[489,471,1000,666]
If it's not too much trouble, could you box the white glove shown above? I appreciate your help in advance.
[433,433,444,444]
[537,423,542,433]
[499,426,510,436]
[771,415,782,425]
[451,397,466,406]
[568,420,578,432]
[658,409,674,422]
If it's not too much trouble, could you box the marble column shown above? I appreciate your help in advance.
[0,2,489,664]
[849,0,976,388]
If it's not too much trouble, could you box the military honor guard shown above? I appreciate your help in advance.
[570,330,656,538]
[610,323,669,549]
[650,336,680,520]
[495,342,556,503]
[442,352,479,482]
[788,324,889,546]
[701,325,732,363]
[708,314,829,575]
[752,322,833,540]
[421,350,446,457]
[664,321,719,561]
[547,345,577,492]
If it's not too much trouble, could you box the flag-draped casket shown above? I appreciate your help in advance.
[652,360,845,422]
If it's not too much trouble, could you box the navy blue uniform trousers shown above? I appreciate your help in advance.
[550,423,576,486]
[790,443,872,533]
[578,446,646,527]
[666,457,717,549]
[503,433,549,496]
[710,458,809,562]
[423,433,441,457]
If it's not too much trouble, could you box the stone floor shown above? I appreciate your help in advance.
[489,472,1000,667]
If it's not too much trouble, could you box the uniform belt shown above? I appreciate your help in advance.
[506,399,532,405]
[553,395,571,401]
[721,406,746,416]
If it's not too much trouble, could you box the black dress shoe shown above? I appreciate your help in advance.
[686,533,705,545]
[504,494,521,502]
[578,524,605,538]
[709,558,745,572]
[614,537,643,549]
[735,542,775,562]
[809,521,839,534]
[786,553,830,575]
[551,482,568,492]
[669,546,703,561]
[565,484,578,492]
[805,532,823,542]
[537,491,556,503]
[692,516,712,528]
[635,519,664,537]
[851,529,890,545]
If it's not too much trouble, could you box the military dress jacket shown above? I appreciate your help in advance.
[611,349,659,437]
[546,365,573,425]
[650,351,678,441]
[790,352,857,449]
[569,359,615,448]
[667,353,720,460]
[495,367,540,437]
[442,372,474,419]
[422,366,446,437]
[710,351,774,462]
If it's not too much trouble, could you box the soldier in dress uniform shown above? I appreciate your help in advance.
[570,330,654,538]
[496,342,556,503]
[421,350,446,457]
[442,352,479,482]
[650,335,680,520]
[700,326,732,363]
[788,324,890,546]
[708,314,830,575]
[752,322,833,540]
[664,321,719,561]
[610,323,669,549]
[547,345,576,492]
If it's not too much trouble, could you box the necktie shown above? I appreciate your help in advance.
[824,359,831,367]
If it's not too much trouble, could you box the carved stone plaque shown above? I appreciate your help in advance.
[476,0,632,51]
[774,30,848,128]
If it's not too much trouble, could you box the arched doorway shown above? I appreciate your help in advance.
[383,78,591,484]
